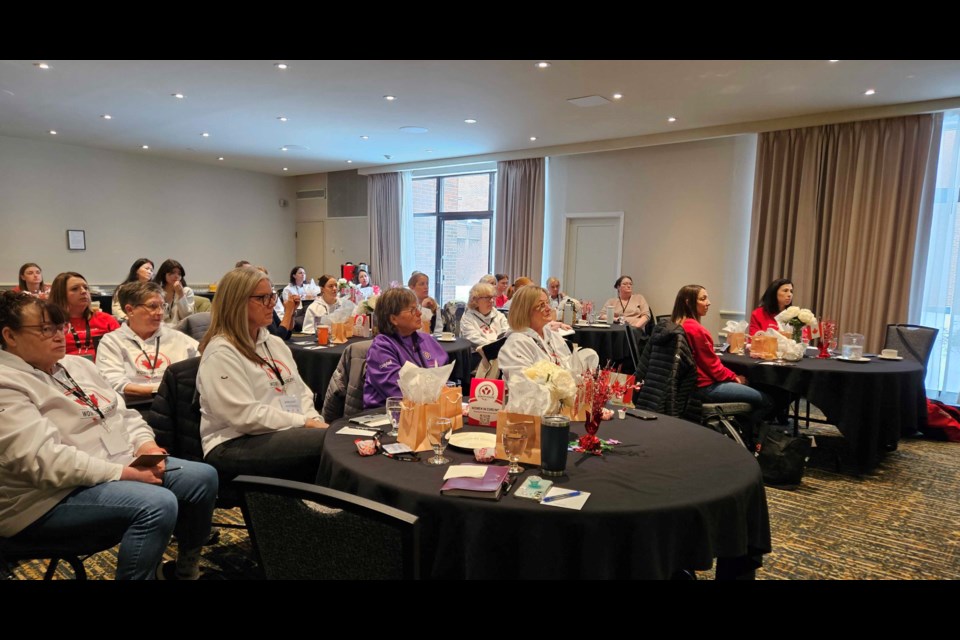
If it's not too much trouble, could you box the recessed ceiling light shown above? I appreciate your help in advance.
[141,145,149,150]
[48,130,57,135]
[667,116,677,123]
[346,160,353,164]
[218,156,224,161]
[280,146,288,151]
[383,95,397,101]
[529,136,537,141]
[828,60,840,63]
[360,135,369,140]
[425,149,433,153]
[275,63,288,70]
[864,88,876,96]
[612,93,623,100]
[201,132,210,138]
[34,62,50,70]
[277,116,288,122]
[464,119,478,124]
[536,61,551,69]
[282,167,289,171]
[400,126,429,134]
[172,93,184,99]
[101,114,112,120]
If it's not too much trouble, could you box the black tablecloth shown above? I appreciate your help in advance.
[721,354,927,471]
[289,335,475,411]
[316,414,771,579]
[571,325,629,365]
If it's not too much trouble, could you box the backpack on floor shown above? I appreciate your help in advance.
[925,399,960,443]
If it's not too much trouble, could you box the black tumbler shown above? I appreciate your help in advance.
[540,414,570,477]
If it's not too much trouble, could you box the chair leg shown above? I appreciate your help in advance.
[43,558,60,580]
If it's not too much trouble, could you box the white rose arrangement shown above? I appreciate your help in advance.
[523,360,577,412]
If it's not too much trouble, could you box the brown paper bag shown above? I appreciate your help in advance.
[398,386,464,452]
[331,322,348,344]
[494,412,542,465]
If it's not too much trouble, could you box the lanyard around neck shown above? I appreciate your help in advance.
[49,364,105,420]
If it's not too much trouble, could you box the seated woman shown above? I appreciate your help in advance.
[545,276,581,321]
[197,267,327,484]
[253,266,298,340]
[302,275,341,334]
[500,277,533,311]
[50,272,120,361]
[356,268,375,299]
[153,259,195,326]
[14,263,52,298]
[499,285,573,382]
[749,278,793,336]
[409,271,439,333]
[494,273,510,308]
[599,275,650,329]
[460,282,510,348]
[672,284,772,428]
[282,265,308,302]
[96,281,200,399]
[0,292,217,580]
[363,288,449,409]
[112,258,154,321]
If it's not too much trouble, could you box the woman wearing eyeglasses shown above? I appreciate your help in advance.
[363,287,449,409]
[96,281,199,400]
[301,274,341,334]
[50,271,120,362]
[498,285,573,382]
[197,267,327,484]
[0,291,218,580]
[460,282,510,348]
[598,275,650,329]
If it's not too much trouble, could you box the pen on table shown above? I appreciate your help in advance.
[541,491,581,503]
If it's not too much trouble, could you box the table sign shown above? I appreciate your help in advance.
[468,378,504,426]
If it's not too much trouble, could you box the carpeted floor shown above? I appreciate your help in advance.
[7,406,960,580]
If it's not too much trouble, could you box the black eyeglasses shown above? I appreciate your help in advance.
[19,324,65,339]
[250,293,279,306]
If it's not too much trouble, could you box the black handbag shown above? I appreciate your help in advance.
[754,424,812,488]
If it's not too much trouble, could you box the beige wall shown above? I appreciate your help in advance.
[294,172,370,280]
[0,135,297,288]
[543,135,757,337]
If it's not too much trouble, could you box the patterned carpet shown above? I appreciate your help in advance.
[7,407,960,580]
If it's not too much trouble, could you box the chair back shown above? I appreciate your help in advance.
[321,340,373,422]
[476,336,507,380]
[633,322,698,419]
[883,324,938,370]
[175,312,211,341]
[623,323,644,376]
[235,475,420,580]
[149,357,204,460]
[441,300,466,336]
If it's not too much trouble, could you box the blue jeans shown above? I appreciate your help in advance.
[696,381,774,428]
[13,457,218,580]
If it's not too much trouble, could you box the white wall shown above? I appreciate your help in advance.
[543,135,757,337]
[0,135,297,288]
[295,172,370,279]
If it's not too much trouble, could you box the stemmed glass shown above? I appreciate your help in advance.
[386,396,403,437]
[425,417,453,465]
[828,337,838,357]
[775,341,786,365]
[502,421,530,474]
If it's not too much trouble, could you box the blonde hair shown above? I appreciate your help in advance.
[506,277,533,301]
[199,267,270,363]
[507,285,547,331]
[478,274,497,286]
[468,283,495,310]
[546,276,560,288]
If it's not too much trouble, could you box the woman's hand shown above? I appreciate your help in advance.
[284,295,300,316]
[124,384,155,399]
[735,375,749,385]
[121,464,164,485]
[305,417,328,429]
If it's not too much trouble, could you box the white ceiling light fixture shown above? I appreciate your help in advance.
[360,135,369,140]
[282,167,288,171]
[529,136,537,141]
[536,61,551,69]
[612,93,623,100]
[172,93,185,99]
[48,130,57,135]
[667,116,677,123]
[277,116,288,122]
[464,119,478,124]
[828,60,840,63]
[34,62,50,70]
[280,146,288,151]
[346,160,353,163]
[201,132,210,138]
[275,63,288,70]
[864,88,876,96]
[383,95,397,101]
[141,144,149,149]
[101,114,112,120]
[218,156,224,161]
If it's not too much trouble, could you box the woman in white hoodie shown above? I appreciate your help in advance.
[197,267,327,484]
[0,292,217,580]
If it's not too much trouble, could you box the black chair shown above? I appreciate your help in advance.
[476,336,508,380]
[623,322,645,377]
[655,314,672,326]
[149,357,244,527]
[321,340,372,422]
[883,324,939,371]
[0,535,120,580]
[234,475,420,580]
[634,321,751,448]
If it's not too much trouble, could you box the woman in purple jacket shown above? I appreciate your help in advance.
[363,288,449,409]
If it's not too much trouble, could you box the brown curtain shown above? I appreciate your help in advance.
[747,114,943,352]
[494,158,545,284]
[367,172,403,286]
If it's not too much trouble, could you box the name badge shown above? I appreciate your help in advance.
[100,423,131,456]
[279,395,302,414]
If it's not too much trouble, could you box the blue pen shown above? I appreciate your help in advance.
[542,490,581,503]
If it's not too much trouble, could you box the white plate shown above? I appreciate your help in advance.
[436,336,457,342]
[447,432,497,450]
[836,356,871,363]
[589,323,611,327]
[878,355,904,361]
[574,322,591,327]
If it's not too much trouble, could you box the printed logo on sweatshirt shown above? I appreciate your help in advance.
[378,358,396,370]
[260,359,293,391]
[134,352,171,378]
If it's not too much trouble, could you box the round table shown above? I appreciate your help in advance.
[721,353,926,471]
[316,413,771,579]
[570,324,630,365]
[289,335,475,410]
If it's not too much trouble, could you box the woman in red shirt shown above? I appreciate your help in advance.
[49,271,120,361]
[672,284,772,427]
[749,278,793,336]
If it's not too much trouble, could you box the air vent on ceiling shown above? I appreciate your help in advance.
[296,189,327,200]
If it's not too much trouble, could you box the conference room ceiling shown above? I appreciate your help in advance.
[1,60,958,176]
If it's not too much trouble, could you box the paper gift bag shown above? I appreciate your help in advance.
[607,372,636,407]
[331,322,348,344]
[398,386,464,452]
[494,412,542,466]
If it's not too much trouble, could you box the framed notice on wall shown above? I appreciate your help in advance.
[67,229,86,251]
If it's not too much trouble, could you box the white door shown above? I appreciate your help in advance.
[563,214,623,304]
[296,221,325,283]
